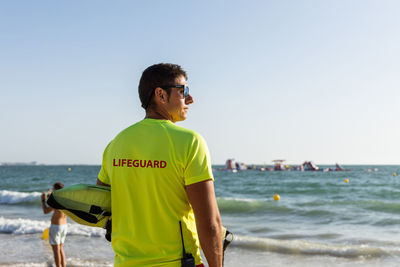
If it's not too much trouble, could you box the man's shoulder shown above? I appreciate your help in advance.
[165,121,194,133]
[110,119,205,145]
[111,120,147,139]
[164,122,203,140]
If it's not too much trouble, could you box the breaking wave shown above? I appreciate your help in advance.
[0,190,42,204]
[0,217,105,237]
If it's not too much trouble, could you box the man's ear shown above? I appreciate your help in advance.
[154,87,167,104]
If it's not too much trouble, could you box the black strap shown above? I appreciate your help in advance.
[223,230,233,251]
[46,194,64,209]
[179,221,189,259]
[222,230,233,266]
[105,218,112,242]
[179,221,195,267]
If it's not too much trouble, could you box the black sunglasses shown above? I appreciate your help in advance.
[143,85,190,109]
[161,85,189,98]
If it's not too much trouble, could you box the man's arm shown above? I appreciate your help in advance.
[186,180,223,267]
[96,178,110,187]
[41,192,53,214]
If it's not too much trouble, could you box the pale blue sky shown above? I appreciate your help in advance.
[1,1,399,165]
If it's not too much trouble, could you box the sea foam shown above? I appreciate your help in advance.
[0,216,105,237]
[0,217,48,234]
[0,190,41,204]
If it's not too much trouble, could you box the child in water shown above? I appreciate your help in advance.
[41,182,68,267]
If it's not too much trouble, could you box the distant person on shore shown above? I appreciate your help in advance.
[41,182,67,267]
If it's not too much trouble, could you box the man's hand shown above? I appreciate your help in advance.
[97,178,110,187]
[41,189,51,201]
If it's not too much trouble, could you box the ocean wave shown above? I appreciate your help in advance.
[217,197,291,214]
[362,201,400,214]
[297,209,336,218]
[372,218,400,226]
[0,190,41,204]
[232,235,389,259]
[0,217,105,237]
[0,217,49,234]
[217,197,335,218]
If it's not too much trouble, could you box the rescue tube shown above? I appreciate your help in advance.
[46,184,111,228]
[46,184,233,248]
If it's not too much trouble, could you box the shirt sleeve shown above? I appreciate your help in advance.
[184,133,214,186]
[98,143,111,185]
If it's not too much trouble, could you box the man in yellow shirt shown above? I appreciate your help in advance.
[97,63,223,267]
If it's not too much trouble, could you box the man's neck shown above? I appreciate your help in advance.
[145,109,174,123]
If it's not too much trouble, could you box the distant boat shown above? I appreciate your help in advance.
[272,159,286,171]
[301,161,319,171]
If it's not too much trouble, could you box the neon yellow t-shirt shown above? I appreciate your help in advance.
[98,118,214,266]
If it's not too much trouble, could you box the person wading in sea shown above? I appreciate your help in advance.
[97,63,223,267]
[41,182,68,267]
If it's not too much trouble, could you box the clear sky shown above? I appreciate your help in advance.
[1,0,399,165]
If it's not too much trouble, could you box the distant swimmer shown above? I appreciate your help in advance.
[41,182,67,267]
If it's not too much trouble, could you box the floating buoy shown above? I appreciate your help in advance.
[273,194,280,201]
[345,179,349,183]
[67,168,72,172]
[393,173,397,177]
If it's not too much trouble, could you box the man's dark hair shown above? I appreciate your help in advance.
[53,182,64,190]
[138,63,188,109]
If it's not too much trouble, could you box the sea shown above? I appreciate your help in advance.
[1,165,400,267]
